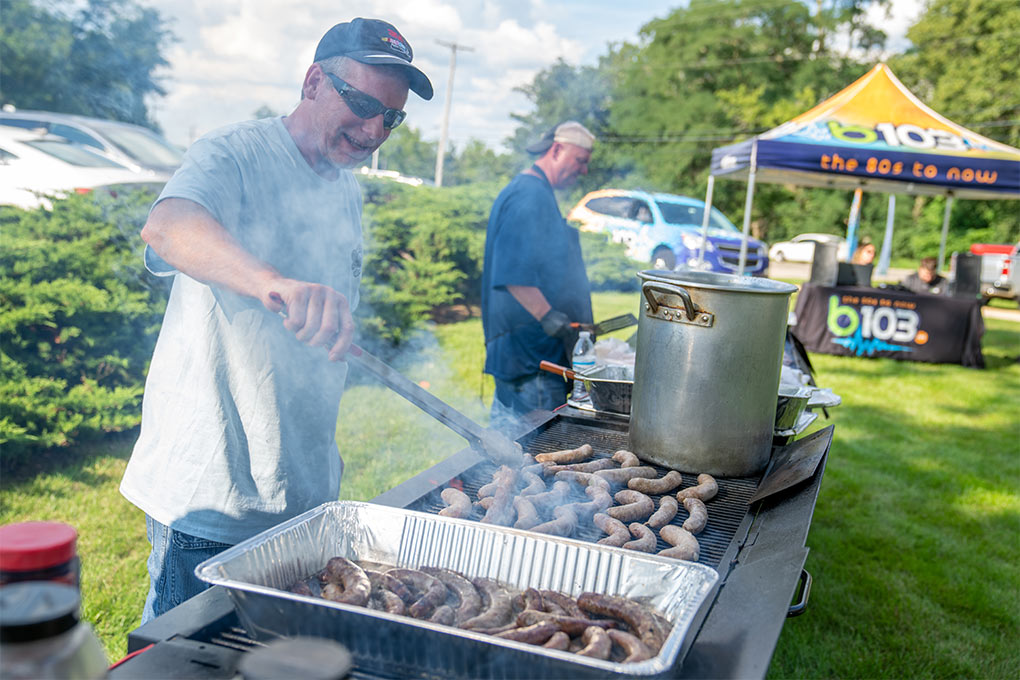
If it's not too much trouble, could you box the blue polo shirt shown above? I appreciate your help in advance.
[482,171,593,381]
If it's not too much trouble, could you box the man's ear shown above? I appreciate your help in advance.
[302,64,325,100]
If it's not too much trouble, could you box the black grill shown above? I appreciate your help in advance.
[400,415,760,571]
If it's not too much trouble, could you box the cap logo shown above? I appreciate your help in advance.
[381,29,411,59]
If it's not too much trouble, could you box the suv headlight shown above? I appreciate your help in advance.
[680,233,713,252]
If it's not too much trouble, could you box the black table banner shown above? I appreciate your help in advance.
[792,284,984,368]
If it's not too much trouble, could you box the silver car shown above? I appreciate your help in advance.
[0,109,183,175]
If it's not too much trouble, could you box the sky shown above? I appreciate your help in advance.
[140,1,924,153]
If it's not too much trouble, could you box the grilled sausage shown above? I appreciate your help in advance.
[623,522,657,552]
[516,610,618,636]
[611,449,640,467]
[682,497,708,534]
[540,590,584,619]
[369,589,405,615]
[530,505,578,537]
[460,578,513,630]
[320,557,371,606]
[543,458,615,475]
[429,604,457,626]
[542,631,571,650]
[647,495,679,529]
[519,469,546,496]
[659,525,700,561]
[594,512,630,547]
[512,496,542,530]
[388,568,449,619]
[554,470,610,492]
[628,470,683,495]
[495,621,560,644]
[289,580,313,597]
[439,487,472,518]
[577,593,662,652]
[576,626,612,659]
[478,466,518,499]
[595,466,658,487]
[527,481,570,512]
[561,486,613,522]
[534,444,593,464]
[419,567,482,624]
[607,629,653,663]
[676,473,718,502]
[481,485,515,526]
[607,489,655,522]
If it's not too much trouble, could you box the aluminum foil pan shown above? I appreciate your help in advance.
[196,501,719,679]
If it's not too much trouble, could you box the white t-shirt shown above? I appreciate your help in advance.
[120,117,362,544]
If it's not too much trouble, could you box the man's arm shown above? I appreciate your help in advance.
[506,285,551,320]
[142,198,354,360]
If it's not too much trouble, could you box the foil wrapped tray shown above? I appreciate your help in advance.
[195,501,719,679]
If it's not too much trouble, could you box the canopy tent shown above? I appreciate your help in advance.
[701,63,1020,275]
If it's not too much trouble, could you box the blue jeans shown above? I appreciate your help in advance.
[141,515,232,625]
[490,372,568,433]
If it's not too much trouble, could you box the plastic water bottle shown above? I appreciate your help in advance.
[571,331,595,401]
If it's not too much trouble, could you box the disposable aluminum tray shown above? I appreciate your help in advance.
[195,501,719,679]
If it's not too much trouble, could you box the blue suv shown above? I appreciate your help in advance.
[567,189,769,275]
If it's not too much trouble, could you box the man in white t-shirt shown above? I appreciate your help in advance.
[120,18,433,624]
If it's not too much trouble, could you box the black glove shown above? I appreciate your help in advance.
[540,309,572,339]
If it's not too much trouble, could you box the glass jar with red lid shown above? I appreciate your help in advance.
[0,522,80,588]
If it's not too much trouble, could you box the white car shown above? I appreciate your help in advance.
[768,233,850,263]
[0,109,184,175]
[0,125,168,209]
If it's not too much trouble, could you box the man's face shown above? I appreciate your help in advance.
[919,267,936,283]
[549,142,591,189]
[311,60,409,169]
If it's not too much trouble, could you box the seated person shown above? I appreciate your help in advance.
[901,257,947,295]
[851,241,876,265]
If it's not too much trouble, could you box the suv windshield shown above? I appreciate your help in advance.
[656,201,739,232]
[90,122,183,167]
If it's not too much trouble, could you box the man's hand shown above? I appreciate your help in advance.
[540,309,572,339]
[265,281,354,361]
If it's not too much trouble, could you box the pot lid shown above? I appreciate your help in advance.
[639,269,798,295]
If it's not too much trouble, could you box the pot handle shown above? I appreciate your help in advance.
[642,281,697,320]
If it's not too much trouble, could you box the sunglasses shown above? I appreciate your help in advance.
[325,72,406,130]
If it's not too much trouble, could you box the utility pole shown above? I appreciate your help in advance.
[434,39,473,187]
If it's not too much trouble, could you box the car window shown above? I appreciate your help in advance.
[656,201,739,232]
[633,201,653,223]
[90,122,183,167]
[0,147,17,163]
[586,196,635,219]
[25,140,128,168]
[0,118,104,150]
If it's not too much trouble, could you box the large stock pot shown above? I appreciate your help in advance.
[629,270,798,476]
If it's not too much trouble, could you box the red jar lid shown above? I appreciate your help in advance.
[0,522,78,572]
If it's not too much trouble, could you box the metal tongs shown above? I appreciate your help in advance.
[346,344,524,467]
[269,293,523,467]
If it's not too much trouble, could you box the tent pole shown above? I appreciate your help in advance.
[937,194,954,272]
[845,188,863,257]
[697,175,715,267]
[877,194,895,277]
[738,141,758,275]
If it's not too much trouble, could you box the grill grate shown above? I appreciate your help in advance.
[403,417,759,570]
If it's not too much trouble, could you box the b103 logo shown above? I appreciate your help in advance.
[827,296,928,355]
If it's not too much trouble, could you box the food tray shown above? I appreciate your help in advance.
[195,501,719,679]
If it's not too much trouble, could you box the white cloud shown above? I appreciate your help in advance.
[141,1,918,154]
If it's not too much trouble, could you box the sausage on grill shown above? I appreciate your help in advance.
[611,449,640,467]
[647,495,678,529]
[682,497,708,534]
[607,489,655,522]
[460,578,513,630]
[659,525,700,561]
[439,487,472,518]
[319,557,371,606]
[388,568,449,619]
[495,621,560,644]
[420,567,482,624]
[608,629,653,663]
[623,522,657,552]
[593,512,630,547]
[577,592,662,652]
[595,466,658,487]
[628,470,683,495]
[534,444,593,464]
[576,626,612,659]
[512,496,542,530]
[530,506,577,537]
[676,473,718,502]
[543,458,615,475]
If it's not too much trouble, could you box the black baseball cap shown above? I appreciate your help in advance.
[315,18,433,100]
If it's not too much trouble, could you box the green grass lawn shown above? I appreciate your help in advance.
[2,291,1018,677]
